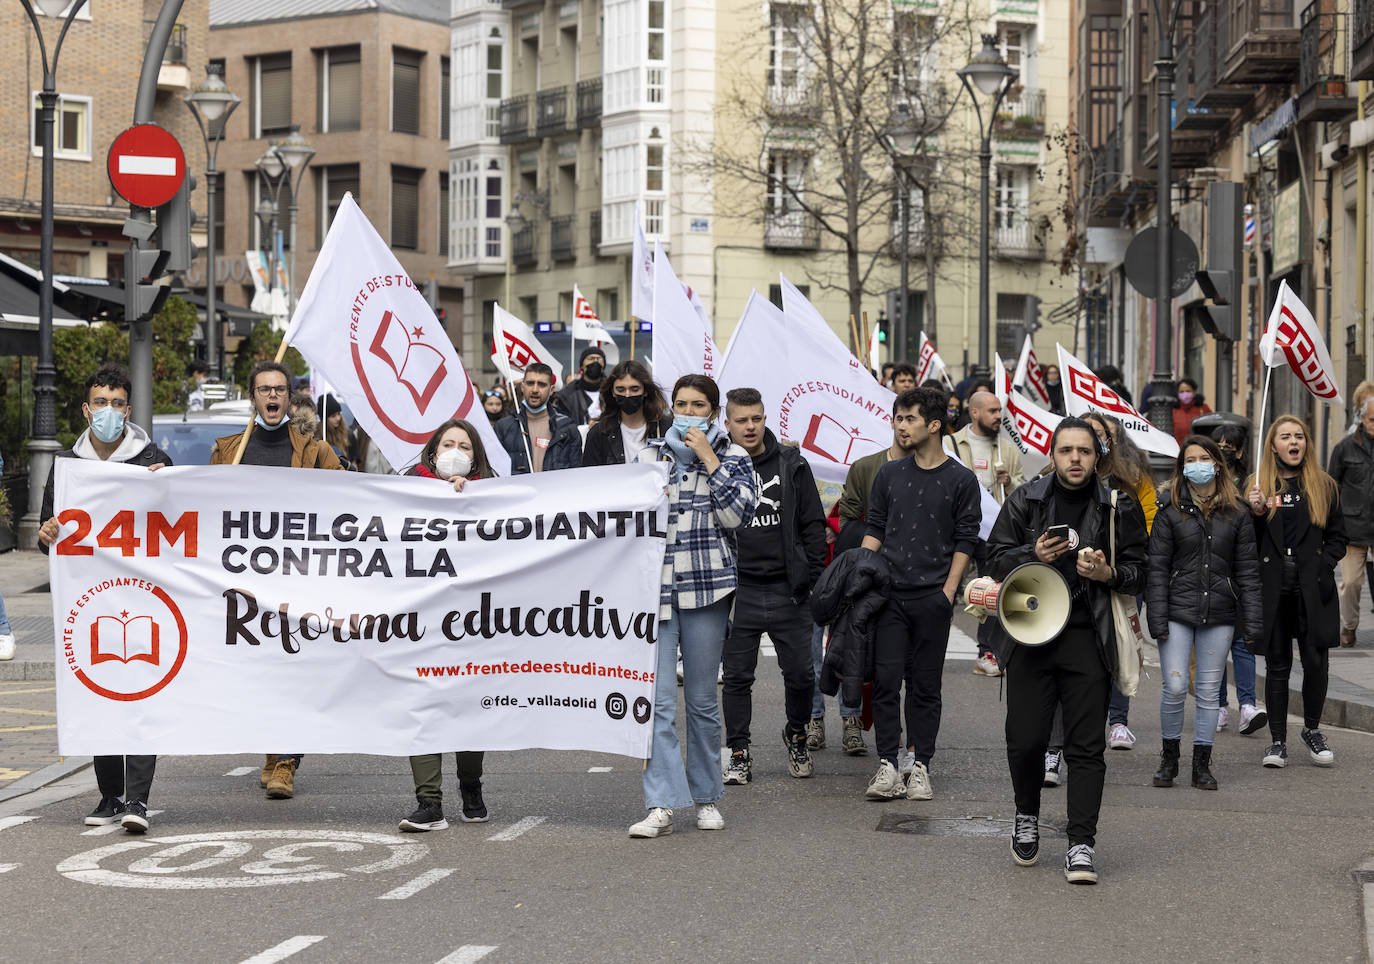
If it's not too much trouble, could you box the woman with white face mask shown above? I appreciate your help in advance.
[395,419,500,831]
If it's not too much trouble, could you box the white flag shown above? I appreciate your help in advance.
[631,201,654,321]
[650,240,720,393]
[1013,334,1053,408]
[996,353,1059,476]
[570,284,620,366]
[718,290,894,486]
[868,318,882,373]
[284,193,510,476]
[916,331,949,385]
[1260,279,1343,407]
[492,304,565,386]
[1056,344,1180,457]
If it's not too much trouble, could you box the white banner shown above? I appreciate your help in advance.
[284,194,509,476]
[492,304,565,387]
[996,353,1058,476]
[650,240,720,393]
[718,290,894,486]
[1056,344,1180,457]
[51,460,668,758]
[571,285,620,365]
[1260,279,1343,407]
[916,331,949,386]
[1013,334,1053,409]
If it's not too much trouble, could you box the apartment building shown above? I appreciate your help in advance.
[448,0,1075,378]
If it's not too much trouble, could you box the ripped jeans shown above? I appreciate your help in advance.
[1158,621,1234,746]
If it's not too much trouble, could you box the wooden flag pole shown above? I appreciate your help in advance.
[848,314,861,359]
[230,335,293,466]
[860,311,871,367]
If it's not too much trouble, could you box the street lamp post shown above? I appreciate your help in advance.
[957,34,1018,381]
[881,109,920,362]
[185,64,241,381]
[1146,0,1179,435]
[255,145,288,320]
[17,0,89,550]
[272,126,316,318]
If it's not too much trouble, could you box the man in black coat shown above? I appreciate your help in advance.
[553,346,607,426]
[986,417,1148,885]
[1327,397,1374,646]
[495,363,583,473]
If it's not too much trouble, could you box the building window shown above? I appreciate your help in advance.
[486,42,504,136]
[646,142,664,192]
[646,0,666,102]
[31,93,91,159]
[598,288,619,321]
[647,0,665,60]
[391,166,422,250]
[768,6,803,91]
[251,53,292,138]
[317,164,360,247]
[439,171,450,257]
[392,48,422,135]
[317,46,361,133]
[766,152,805,215]
[996,293,1028,361]
[440,56,451,142]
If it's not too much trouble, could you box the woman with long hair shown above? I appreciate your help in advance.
[581,359,667,466]
[1246,415,1346,768]
[1146,435,1261,790]
[410,418,497,483]
[630,374,755,838]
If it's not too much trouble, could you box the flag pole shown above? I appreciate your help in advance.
[1255,363,1274,459]
[848,315,860,358]
[861,311,871,367]
[230,334,293,466]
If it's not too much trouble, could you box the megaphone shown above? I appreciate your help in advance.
[963,562,1071,647]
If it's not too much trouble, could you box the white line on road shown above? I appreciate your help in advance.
[238,936,325,964]
[81,810,164,836]
[377,867,455,900]
[488,816,545,841]
[0,816,38,832]
[224,766,257,777]
[587,766,613,773]
[435,946,497,964]
[0,863,18,873]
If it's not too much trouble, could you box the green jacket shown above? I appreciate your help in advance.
[837,448,892,528]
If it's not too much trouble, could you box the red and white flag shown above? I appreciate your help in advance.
[284,193,509,475]
[570,284,620,365]
[1260,279,1343,407]
[916,331,949,385]
[650,240,719,394]
[1013,334,1053,408]
[1056,344,1179,457]
[996,353,1059,475]
[492,304,565,386]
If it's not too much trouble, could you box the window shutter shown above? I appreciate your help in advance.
[439,173,450,257]
[392,49,421,135]
[329,48,361,131]
[391,168,420,249]
[440,57,451,141]
[259,53,292,134]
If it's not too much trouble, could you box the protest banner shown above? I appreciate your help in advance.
[51,459,669,758]
[492,304,565,385]
[1056,344,1180,457]
[1013,334,1053,409]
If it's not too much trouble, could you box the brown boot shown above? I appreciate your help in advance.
[265,758,296,799]
[1340,628,1357,648]
[259,754,278,788]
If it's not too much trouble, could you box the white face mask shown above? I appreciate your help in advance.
[435,448,473,480]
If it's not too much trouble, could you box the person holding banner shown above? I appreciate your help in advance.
[1247,416,1347,769]
[580,360,667,467]
[407,419,499,487]
[554,347,608,426]
[494,363,583,474]
[211,361,344,800]
[39,364,172,832]
[630,375,756,838]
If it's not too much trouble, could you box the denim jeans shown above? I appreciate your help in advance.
[641,595,732,811]
[810,623,861,719]
[1218,637,1257,708]
[0,591,11,636]
[1159,621,1233,745]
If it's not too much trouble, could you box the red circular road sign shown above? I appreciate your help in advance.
[107,124,186,209]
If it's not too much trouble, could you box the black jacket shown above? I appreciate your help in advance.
[494,407,583,474]
[41,426,173,555]
[986,473,1149,674]
[1251,481,1347,653]
[811,547,892,710]
[553,377,601,426]
[745,432,828,603]
[581,417,665,467]
[1328,429,1374,546]
[1146,486,1262,640]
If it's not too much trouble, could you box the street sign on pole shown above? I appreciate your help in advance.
[107,123,186,209]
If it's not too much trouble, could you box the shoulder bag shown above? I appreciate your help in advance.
[1108,489,1147,697]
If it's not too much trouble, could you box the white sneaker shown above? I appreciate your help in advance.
[904,761,933,801]
[973,652,1002,676]
[896,748,915,777]
[1216,706,1229,732]
[676,659,684,685]
[0,633,14,661]
[1238,704,1268,735]
[629,807,674,838]
[696,803,725,830]
[865,760,906,800]
[1108,723,1136,750]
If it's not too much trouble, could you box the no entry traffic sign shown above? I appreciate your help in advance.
[107,124,186,209]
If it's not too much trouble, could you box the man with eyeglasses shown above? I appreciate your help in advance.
[211,360,342,800]
[38,363,173,835]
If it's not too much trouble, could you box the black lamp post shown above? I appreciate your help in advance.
[881,108,920,363]
[185,64,240,380]
[270,126,315,317]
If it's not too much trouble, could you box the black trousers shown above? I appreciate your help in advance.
[722,581,815,749]
[1266,592,1329,737]
[94,755,156,804]
[872,589,953,766]
[1005,624,1109,847]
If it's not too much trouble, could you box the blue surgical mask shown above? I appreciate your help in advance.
[1183,461,1216,485]
[673,415,712,434]
[89,407,125,443]
[522,400,548,415]
[254,413,289,431]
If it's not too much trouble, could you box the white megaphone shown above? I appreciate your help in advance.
[963,562,1071,647]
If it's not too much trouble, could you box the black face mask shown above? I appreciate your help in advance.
[584,362,604,382]
[616,394,645,415]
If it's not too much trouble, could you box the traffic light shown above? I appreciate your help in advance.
[1197,181,1242,342]
[124,245,171,320]
[155,173,198,273]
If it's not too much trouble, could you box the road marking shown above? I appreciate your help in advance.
[488,816,545,841]
[0,686,56,695]
[435,946,497,964]
[0,767,32,781]
[81,810,165,835]
[0,815,39,832]
[0,724,57,733]
[0,863,19,873]
[587,766,613,773]
[0,706,57,716]
[224,767,257,777]
[377,867,455,900]
[238,936,325,964]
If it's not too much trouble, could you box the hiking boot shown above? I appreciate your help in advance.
[1010,813,1039,866]
[1261,741,1288,768]
[1043,749,1063,787]
[1064,844,1098,884]
[1191,744,1218,790]
[806,717,826,750]
[723,748,752,785]
[399,799,448,832]
[1153,738,1180,787]
[974,652,1002,677]
[84,796,125,826]
[1238,704,1268,735]
[628,807,673,838]
[120,800,150,834]
[841,716,867,756]
[864,760,905,800]
[459,782,489,822]
[265,758,297,799]
[259,754,278,789]
[784,726,814,778]
[1301,728,1334,766]
[904,761,933,801]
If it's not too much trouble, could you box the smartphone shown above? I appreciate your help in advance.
[1045,524,1070,543]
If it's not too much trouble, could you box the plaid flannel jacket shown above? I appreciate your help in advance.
[645,437,757,619]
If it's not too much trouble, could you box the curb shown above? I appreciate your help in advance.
[0,660,56,681]
[0,755,91,804]
[1253,671,1374,736]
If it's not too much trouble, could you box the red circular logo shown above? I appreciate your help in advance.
[63,580,188,702]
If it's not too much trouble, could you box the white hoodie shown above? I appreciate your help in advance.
[72,420,154,462]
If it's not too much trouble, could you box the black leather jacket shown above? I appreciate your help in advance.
[1329,429,1374,546]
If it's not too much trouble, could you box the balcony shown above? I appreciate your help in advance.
[1193,3,1256,111]
[550,215,576,261]
[146,21,190,90]
[536,86,569,137]
[763,211,819,250]
[1352,0,1374,79]
[1219,0,1300,85]
[502,0,541,9]
[576,79,602,128]
[993,222,1043,260]
[512,226,536,266]
[765,83,823,120]
[1297,4,1356,122]
[993,87,1046,137]
[991,0,1038,18]
[890,216,930,258]
[500,95,531,143]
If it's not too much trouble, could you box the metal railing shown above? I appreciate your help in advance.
[550,215,575,260]
[536,86,568,137]
[765,82,822,116]
[576,79,602,128]
[763,210,819,249]
[995,87,1046,132]
[500,95,530,143]
[512,225,536,266]
[1195,3,1218,91]
[145,20,186,64]
[1299,3,1346,93]
[1357,0,1374,54]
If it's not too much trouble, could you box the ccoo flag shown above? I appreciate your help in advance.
[284,193,509,475]
[571,285,620,365]
[1013,334,1053,408]
[1260,279,1343,407]
[492,304,565,385]
[1056,344,1179,457]
[916,331,949,385]
[996,353,1060,475]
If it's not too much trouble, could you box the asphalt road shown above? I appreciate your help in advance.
[2,635,1373,964]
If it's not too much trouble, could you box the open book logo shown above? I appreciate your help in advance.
[802,413,881,466]
[90,610,160,666]
[368,310,447,415]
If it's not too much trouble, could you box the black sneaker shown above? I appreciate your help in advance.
[1010,813,1039,866]
[1300,728,1334,766]
[459,782,489,823]
[1043,750,1063,787]
[1261,741,1288,768]
[121,800,150,834]
[1064,843,1098,884]
[84,796,126,827]
[398,799,448,832]
[783,726,814,778]
[723,748,752,785]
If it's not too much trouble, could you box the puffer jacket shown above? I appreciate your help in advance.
[811,547,892,710]
[1146,485,1262,640]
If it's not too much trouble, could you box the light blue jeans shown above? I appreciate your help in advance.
[642,596,732,811]
[811,623,861,719]
[0,591,11,636]
[1159,621,1234,746]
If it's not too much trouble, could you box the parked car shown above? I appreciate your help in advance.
[151,409,253,466]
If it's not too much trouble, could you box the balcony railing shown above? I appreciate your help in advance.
[1220,0,1300,84]
[890,216,929,258]
[765,82,822,118]
[576,79,602,128]
[994,222,1042,259]
[536,86,568,137]
[994,87,1046,136]
[764,210,819,250]
[500,95,531,143]
[512,226,536,266]
[1355,0,1374,79]
[1298,3,1355,121]
[550,215,576,261]
[145,20,187,64]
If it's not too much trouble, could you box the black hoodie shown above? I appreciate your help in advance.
[738,430,786,583]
